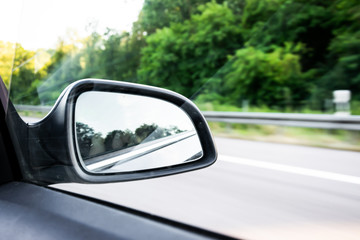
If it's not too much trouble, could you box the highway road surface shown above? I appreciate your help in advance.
[51,136,360,240]
[19,116,360,239]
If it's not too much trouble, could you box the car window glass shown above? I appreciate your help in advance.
[1,0,360,239]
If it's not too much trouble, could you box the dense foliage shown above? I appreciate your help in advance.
[1,0,359,112]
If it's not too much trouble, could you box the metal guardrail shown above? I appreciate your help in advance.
[203,111,360,130]
[15,105,360,131]
[15,104,52,113]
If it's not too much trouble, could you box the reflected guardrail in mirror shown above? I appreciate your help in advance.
[87,130,199,172]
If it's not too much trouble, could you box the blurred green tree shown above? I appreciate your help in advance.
[138,1,243,97]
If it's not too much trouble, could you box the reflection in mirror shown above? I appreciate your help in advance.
[75,91,203,173]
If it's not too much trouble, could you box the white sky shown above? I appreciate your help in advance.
[0,0,144,50]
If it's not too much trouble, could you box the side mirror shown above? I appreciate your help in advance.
[16,79,217,183]
[75,91,203,173]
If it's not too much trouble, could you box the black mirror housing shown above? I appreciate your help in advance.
[9,79,217,184]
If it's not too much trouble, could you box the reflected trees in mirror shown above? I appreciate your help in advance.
[76,122,186,160]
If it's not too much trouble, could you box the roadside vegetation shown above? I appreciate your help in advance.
[2,0,360,150]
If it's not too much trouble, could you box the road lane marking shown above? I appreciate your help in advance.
[220,155,360,185]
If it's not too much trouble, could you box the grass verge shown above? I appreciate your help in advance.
[208,122,360,152]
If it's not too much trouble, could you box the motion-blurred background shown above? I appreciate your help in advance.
[2,0,360,239]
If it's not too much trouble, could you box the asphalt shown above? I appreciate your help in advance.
[52,137,360,240]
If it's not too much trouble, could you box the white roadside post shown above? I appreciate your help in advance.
[333,90,351,116]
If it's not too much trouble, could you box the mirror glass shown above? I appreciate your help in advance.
[74,91,203,173]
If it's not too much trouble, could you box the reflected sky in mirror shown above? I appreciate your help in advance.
[76,91,194,136]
